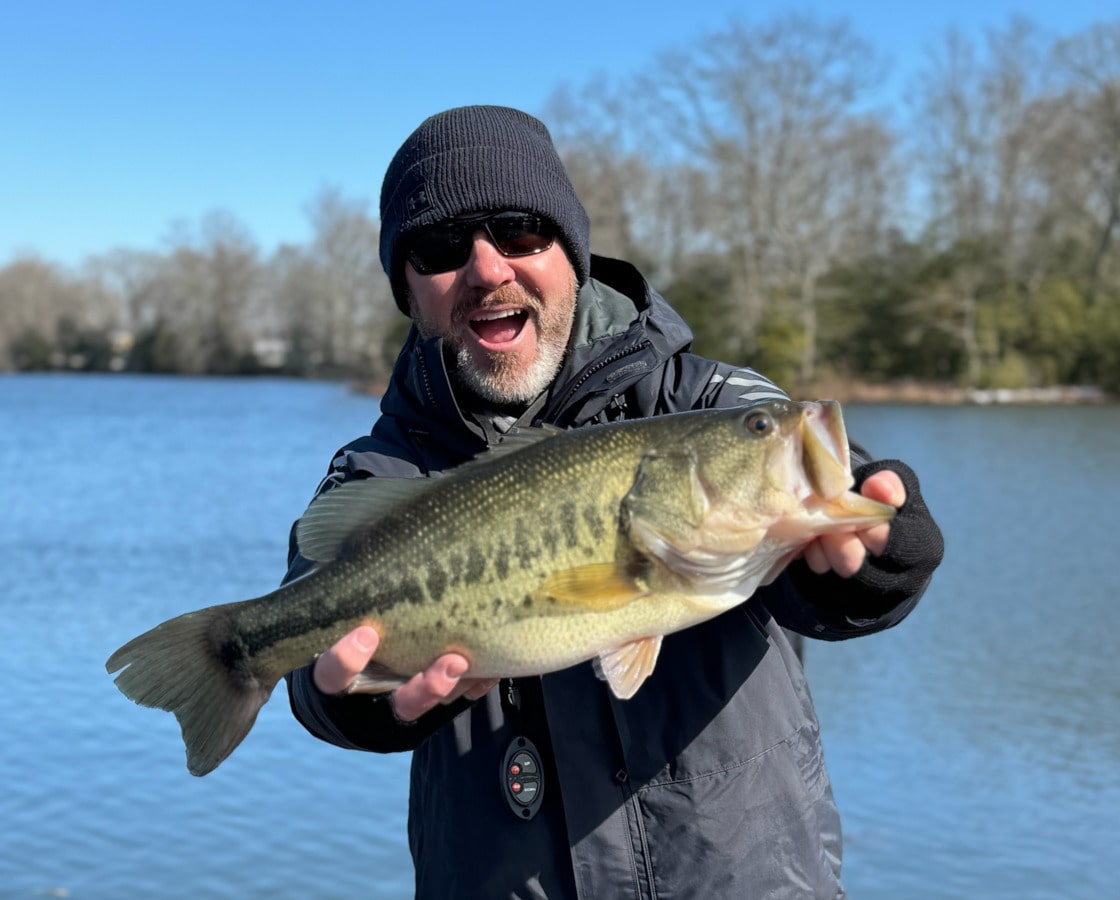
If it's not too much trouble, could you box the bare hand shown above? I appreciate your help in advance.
[801,469,906,578]
[312,626,498,722]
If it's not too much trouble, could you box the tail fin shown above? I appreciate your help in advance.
[106,604,276,776]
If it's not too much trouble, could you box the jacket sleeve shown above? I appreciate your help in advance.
[286,666,470,753]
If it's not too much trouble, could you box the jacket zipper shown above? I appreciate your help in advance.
[556,340,652,410]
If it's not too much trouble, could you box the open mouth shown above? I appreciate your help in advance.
[469,308,530,347]
[799,402,853,501]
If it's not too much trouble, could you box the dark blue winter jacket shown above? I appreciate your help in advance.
[286,255,943,899]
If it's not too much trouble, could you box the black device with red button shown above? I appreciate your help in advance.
[502,736,544,820]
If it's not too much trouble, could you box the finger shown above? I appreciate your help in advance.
[313,626,379,694]
[860,521,892,557]
[427,676,497,709]
[461,678,500,702]
[802,538,831,574]
[391,653,470,723]
[861,470,906,508]
[820,530,867,578]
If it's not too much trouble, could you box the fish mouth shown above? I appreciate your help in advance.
[468,306,532,350]
[799,401,853,500]
[798,401,895,525]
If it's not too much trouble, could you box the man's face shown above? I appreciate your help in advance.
[404,225,578,406]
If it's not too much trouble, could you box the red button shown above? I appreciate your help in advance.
[511,782,522,793]
[510,764,521,776]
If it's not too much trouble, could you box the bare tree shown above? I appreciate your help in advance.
[0,257,113,370]
[543,81,695,281]
[636,14,892,381]
[546,82,637,262]
[981,20,1051,277]
[907,20,1052,386]
[910,28,992,247]
[1051,21,1120,302]
[264,243,324,373]
[303,188,392,377]
[142,211,260,373]
[84,248,163,335]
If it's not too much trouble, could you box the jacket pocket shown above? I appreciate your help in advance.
[611,605,811,787]
[635,724,844,899]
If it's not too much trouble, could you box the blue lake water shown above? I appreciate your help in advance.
[1,374,1117,899]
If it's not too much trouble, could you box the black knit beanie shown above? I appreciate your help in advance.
[379,105,592,313]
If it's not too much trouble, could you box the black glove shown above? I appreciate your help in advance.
[787,458,944,628]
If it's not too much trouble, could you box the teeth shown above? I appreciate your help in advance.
[471,309,522,322]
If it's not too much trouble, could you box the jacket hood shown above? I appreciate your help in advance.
[374,255,693,468]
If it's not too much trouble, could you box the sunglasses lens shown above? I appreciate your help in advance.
[406,213,556,275]
[406,223,473,275]
[488,213,555,256]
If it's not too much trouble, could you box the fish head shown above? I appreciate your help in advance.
[624,400,895,598]
[696,399,895,539]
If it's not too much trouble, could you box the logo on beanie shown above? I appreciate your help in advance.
[404,185,432,225]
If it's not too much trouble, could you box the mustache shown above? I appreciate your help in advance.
[452,284,542,325]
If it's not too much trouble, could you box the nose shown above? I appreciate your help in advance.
[461,230,516,291]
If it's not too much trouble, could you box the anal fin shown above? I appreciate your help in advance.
[346,661,410,695]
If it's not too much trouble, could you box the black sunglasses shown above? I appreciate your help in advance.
[405,211,556,276]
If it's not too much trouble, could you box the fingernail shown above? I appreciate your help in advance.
[444,658,469,679]
[353,627,377,654]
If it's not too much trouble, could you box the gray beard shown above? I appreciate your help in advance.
[451,337,567,406]
[408,277,578,407]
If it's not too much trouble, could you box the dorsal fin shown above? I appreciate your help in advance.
[296,425,565,562]
[296,477,435,562]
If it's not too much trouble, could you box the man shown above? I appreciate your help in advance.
[285,105,944,899]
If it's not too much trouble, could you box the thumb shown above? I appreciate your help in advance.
[859,468,906,508]
[313,625,379,694]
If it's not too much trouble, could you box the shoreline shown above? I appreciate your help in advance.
[12,370,1105,406]
[792,380,1114,406]
[352,376,1115,406]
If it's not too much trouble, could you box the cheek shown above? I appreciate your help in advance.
[519,260,579,333]
[406,271,456,330]
[529,257,575,298]
[509,242,576,295]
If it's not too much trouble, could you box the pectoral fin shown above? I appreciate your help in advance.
[539,564,646,611]
[594,635,664,699]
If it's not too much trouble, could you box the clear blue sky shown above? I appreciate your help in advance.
[2,1,1110,268]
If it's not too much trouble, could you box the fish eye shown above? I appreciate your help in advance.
[744,411,773,436]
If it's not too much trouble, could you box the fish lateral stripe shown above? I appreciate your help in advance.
[233,577,393,659]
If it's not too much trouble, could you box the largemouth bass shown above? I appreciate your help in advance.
[106,399,893,776]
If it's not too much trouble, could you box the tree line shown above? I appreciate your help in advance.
[2,14,1118,396]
